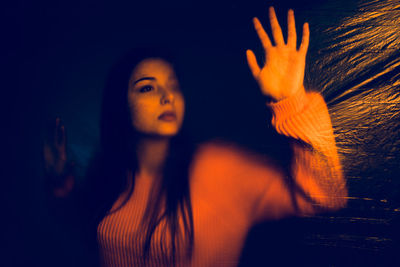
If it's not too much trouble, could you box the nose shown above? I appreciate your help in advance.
[160,87,174,105]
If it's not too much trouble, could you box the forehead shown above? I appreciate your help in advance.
[131,58,176,81]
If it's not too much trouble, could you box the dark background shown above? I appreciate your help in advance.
[5,0,400,266]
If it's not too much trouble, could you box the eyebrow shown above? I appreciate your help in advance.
[133,77,156,85]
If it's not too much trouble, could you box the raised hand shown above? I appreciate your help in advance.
[43,117,67,176]
[246,7,309,102]
[43,117,75,197]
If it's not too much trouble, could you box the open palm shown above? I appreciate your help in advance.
[246,7,309,102]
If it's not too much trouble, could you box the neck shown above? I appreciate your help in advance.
[135,135,170,179]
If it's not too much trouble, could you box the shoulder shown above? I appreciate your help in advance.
[189,139,282,181]
[191,139,254,168]
[193,139,244,164]
[188,139,286,219]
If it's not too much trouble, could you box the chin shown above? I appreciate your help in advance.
[156,126,180,137]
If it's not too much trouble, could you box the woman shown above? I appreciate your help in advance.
[44,7,347,267]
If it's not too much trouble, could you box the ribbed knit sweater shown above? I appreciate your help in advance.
[97,90,347,266]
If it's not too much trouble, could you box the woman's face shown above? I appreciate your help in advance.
[128,58,185,137]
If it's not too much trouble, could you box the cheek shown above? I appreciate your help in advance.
[174,96,185,116]
[128,97,157,129]
[176,97,185,121]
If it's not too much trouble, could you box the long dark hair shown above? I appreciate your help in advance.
[82,46,195,265]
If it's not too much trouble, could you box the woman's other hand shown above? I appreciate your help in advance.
[246,7,309,102]
[44,117,67,175]
[43,117,74,197]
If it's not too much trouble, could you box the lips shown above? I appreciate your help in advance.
[158,111,177,121]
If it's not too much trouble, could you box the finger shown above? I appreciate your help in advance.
[54,117,60,145]
[299,22,310,53]
[246,49,261,78]
[287,9,297,48]
[253,17,272,49]
[59,125,66,146]
[246,49,261,77]
[269,6,285,46]
[55,118,66,149]
[43,144,54,168]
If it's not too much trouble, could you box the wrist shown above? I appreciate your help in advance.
[269,85,306,103]
[266,87,307,121]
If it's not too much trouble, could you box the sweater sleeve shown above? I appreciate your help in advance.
[253,89,347,222]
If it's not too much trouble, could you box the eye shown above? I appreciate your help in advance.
[139,85,154,93]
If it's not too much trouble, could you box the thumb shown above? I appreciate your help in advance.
[246,49,260,79]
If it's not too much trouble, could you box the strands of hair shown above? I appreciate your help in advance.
[308,0,400,200]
